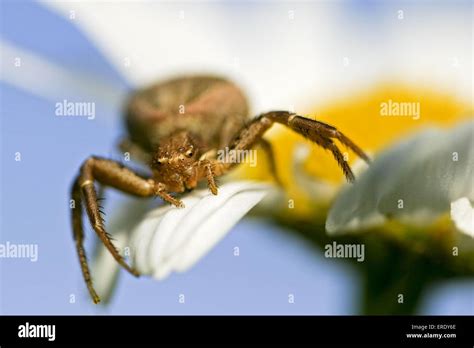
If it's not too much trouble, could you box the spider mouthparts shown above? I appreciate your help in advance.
[175,202,185,208]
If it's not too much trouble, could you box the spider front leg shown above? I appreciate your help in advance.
[189,156,219,195]
[71,156,180,303]
[202,159,218,194]
[227,111,370,182]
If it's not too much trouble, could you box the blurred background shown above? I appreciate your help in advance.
[0,0,472,314]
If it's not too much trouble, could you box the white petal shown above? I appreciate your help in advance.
[172,189,267,273]
[143,195,203,278]
[130,209,169,276]
[40,1,335,109]
[326,121,474,235]
[42,1,472,107]
[129,181,271,280]
[450,197,474,238]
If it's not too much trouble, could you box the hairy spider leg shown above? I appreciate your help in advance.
[71,156,182,303]
[257,138,283,187]
[71,178,100,304]
[200,111,370,183]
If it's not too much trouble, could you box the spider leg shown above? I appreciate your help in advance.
[189,159,219,195]
[190,119,277,187]
[153,182,185,207]
[190,111,367,196]
[203,160,218,195]
[224,111,368,182]
[264,111,362,182]
[71,156,180,303]
[258,138,283,187]
[298,118,370,164]
[71,177,100,304]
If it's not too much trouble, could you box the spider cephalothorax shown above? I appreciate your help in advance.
[150,131,203,193]
[71,75,370,303]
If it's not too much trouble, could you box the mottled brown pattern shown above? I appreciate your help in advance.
[125,76,249,152]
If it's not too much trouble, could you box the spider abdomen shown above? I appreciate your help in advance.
[125,75,250,153]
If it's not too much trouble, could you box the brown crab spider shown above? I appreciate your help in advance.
[70,76,370,303]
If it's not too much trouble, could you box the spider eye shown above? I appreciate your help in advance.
[185,150,193,157]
